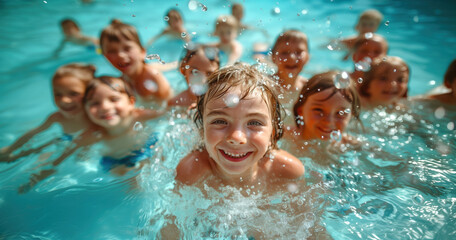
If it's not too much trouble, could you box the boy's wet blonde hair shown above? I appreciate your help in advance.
[214,15,238,35]
[100,19,144,52]
[357,9,383,26]
[52,63,96,87]
[83,76,134,104]
[293,71,361,128]
[359,56,410,98]
[272,30,309,55]
[194,64,284,148]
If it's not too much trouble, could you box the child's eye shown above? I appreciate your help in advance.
[211,119,227,125]
[110,97,120,102]
[70,92,81,97]
[89,101,100,107]
[247,120,263,127]
[380,76,388,81]
[397,77,406,83]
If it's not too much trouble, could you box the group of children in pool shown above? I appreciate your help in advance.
[1,5,455,201]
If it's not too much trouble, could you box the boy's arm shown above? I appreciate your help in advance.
[1,113,59,161]
[146,31,166,48]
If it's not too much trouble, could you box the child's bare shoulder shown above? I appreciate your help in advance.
[262,149,304,179]
[176,149,212,185]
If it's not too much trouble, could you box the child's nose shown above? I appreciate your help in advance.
[227,128,247,145]
[61,95,72,103]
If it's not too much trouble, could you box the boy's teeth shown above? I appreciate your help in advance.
[223,150,247,158]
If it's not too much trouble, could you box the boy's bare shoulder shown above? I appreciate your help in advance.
[176,149,212,185]
[261,149,304,179]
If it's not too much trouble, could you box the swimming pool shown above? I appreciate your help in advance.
[0,0,455,239]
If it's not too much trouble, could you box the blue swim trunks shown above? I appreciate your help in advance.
[60,133,73,142]
[100,133,159,171]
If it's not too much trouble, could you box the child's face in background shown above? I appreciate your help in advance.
[367,65,408,105]
[168,14,182,30]
[217,25,237,44]
[183,50,218,84]
[273,39,309,80]
[352,40,386,63]
[53,76,86,118]
[203,87,273,177]
[102,38,146,77]
[356,19,378,34]
[85,83,135,130]
[297,89,352,140]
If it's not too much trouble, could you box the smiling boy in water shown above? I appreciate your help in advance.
[176,64,304,190]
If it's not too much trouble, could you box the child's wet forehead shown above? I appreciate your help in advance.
[205,87,270,114]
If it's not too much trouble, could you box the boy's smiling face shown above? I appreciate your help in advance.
[203,87,273,178]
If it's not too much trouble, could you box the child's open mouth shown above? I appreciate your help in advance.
[219,149,252,162]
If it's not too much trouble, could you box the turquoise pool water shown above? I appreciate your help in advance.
[0,0,455,239]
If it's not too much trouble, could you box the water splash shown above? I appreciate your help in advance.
[434,107,445,119]
[223,93,240,108]
[133,122,144,131]
[164,16,169,21]
[272,7,281,15]
[364,32,374,39]
[144,80,158,92]
[189,72,208,96]
[384,20,390,26]
[181,32,187,38]
[334,71,350,89]
[330,130,342,142]
[146,54,165,64]
[447,122,454,131]
[354,57,372,72]
[188,0,198,11]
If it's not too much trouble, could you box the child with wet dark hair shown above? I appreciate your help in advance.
[358,56,409,109]
[53,18,99,56]
[100,19,172,107]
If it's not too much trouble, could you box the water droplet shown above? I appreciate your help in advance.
[327,44,334,51]
[144,80,158,92]
[412,194,424,205]
[330,130,342,142]
[384,20,390,26]
[185,65,190,69]
[429,80,436,86]
[339,111,344,115]
[189,72,208,96]
[164,16,169,21]
[357,77,363,83]
[146,54,165,64]
[334,71,350,89]
[133,121,143,131]
[287,183,298,193]
[223,93,240,108]
[199,2,207,11]
[181,32,187,38]
[413,16,419,23]
[447,122,454,131]
[301,9,308,15]
[434,107,445,119]
[288,73,293,78]
[354,57,372,72]
[272,7,281,15]
[132,14,136,17]
[344,108,351,114]
[188,0,198,11]
[93,177,103,182]
[364,32,373,39]
[43,0,47,3]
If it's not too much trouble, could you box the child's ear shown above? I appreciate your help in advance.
[129,96,136,104]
